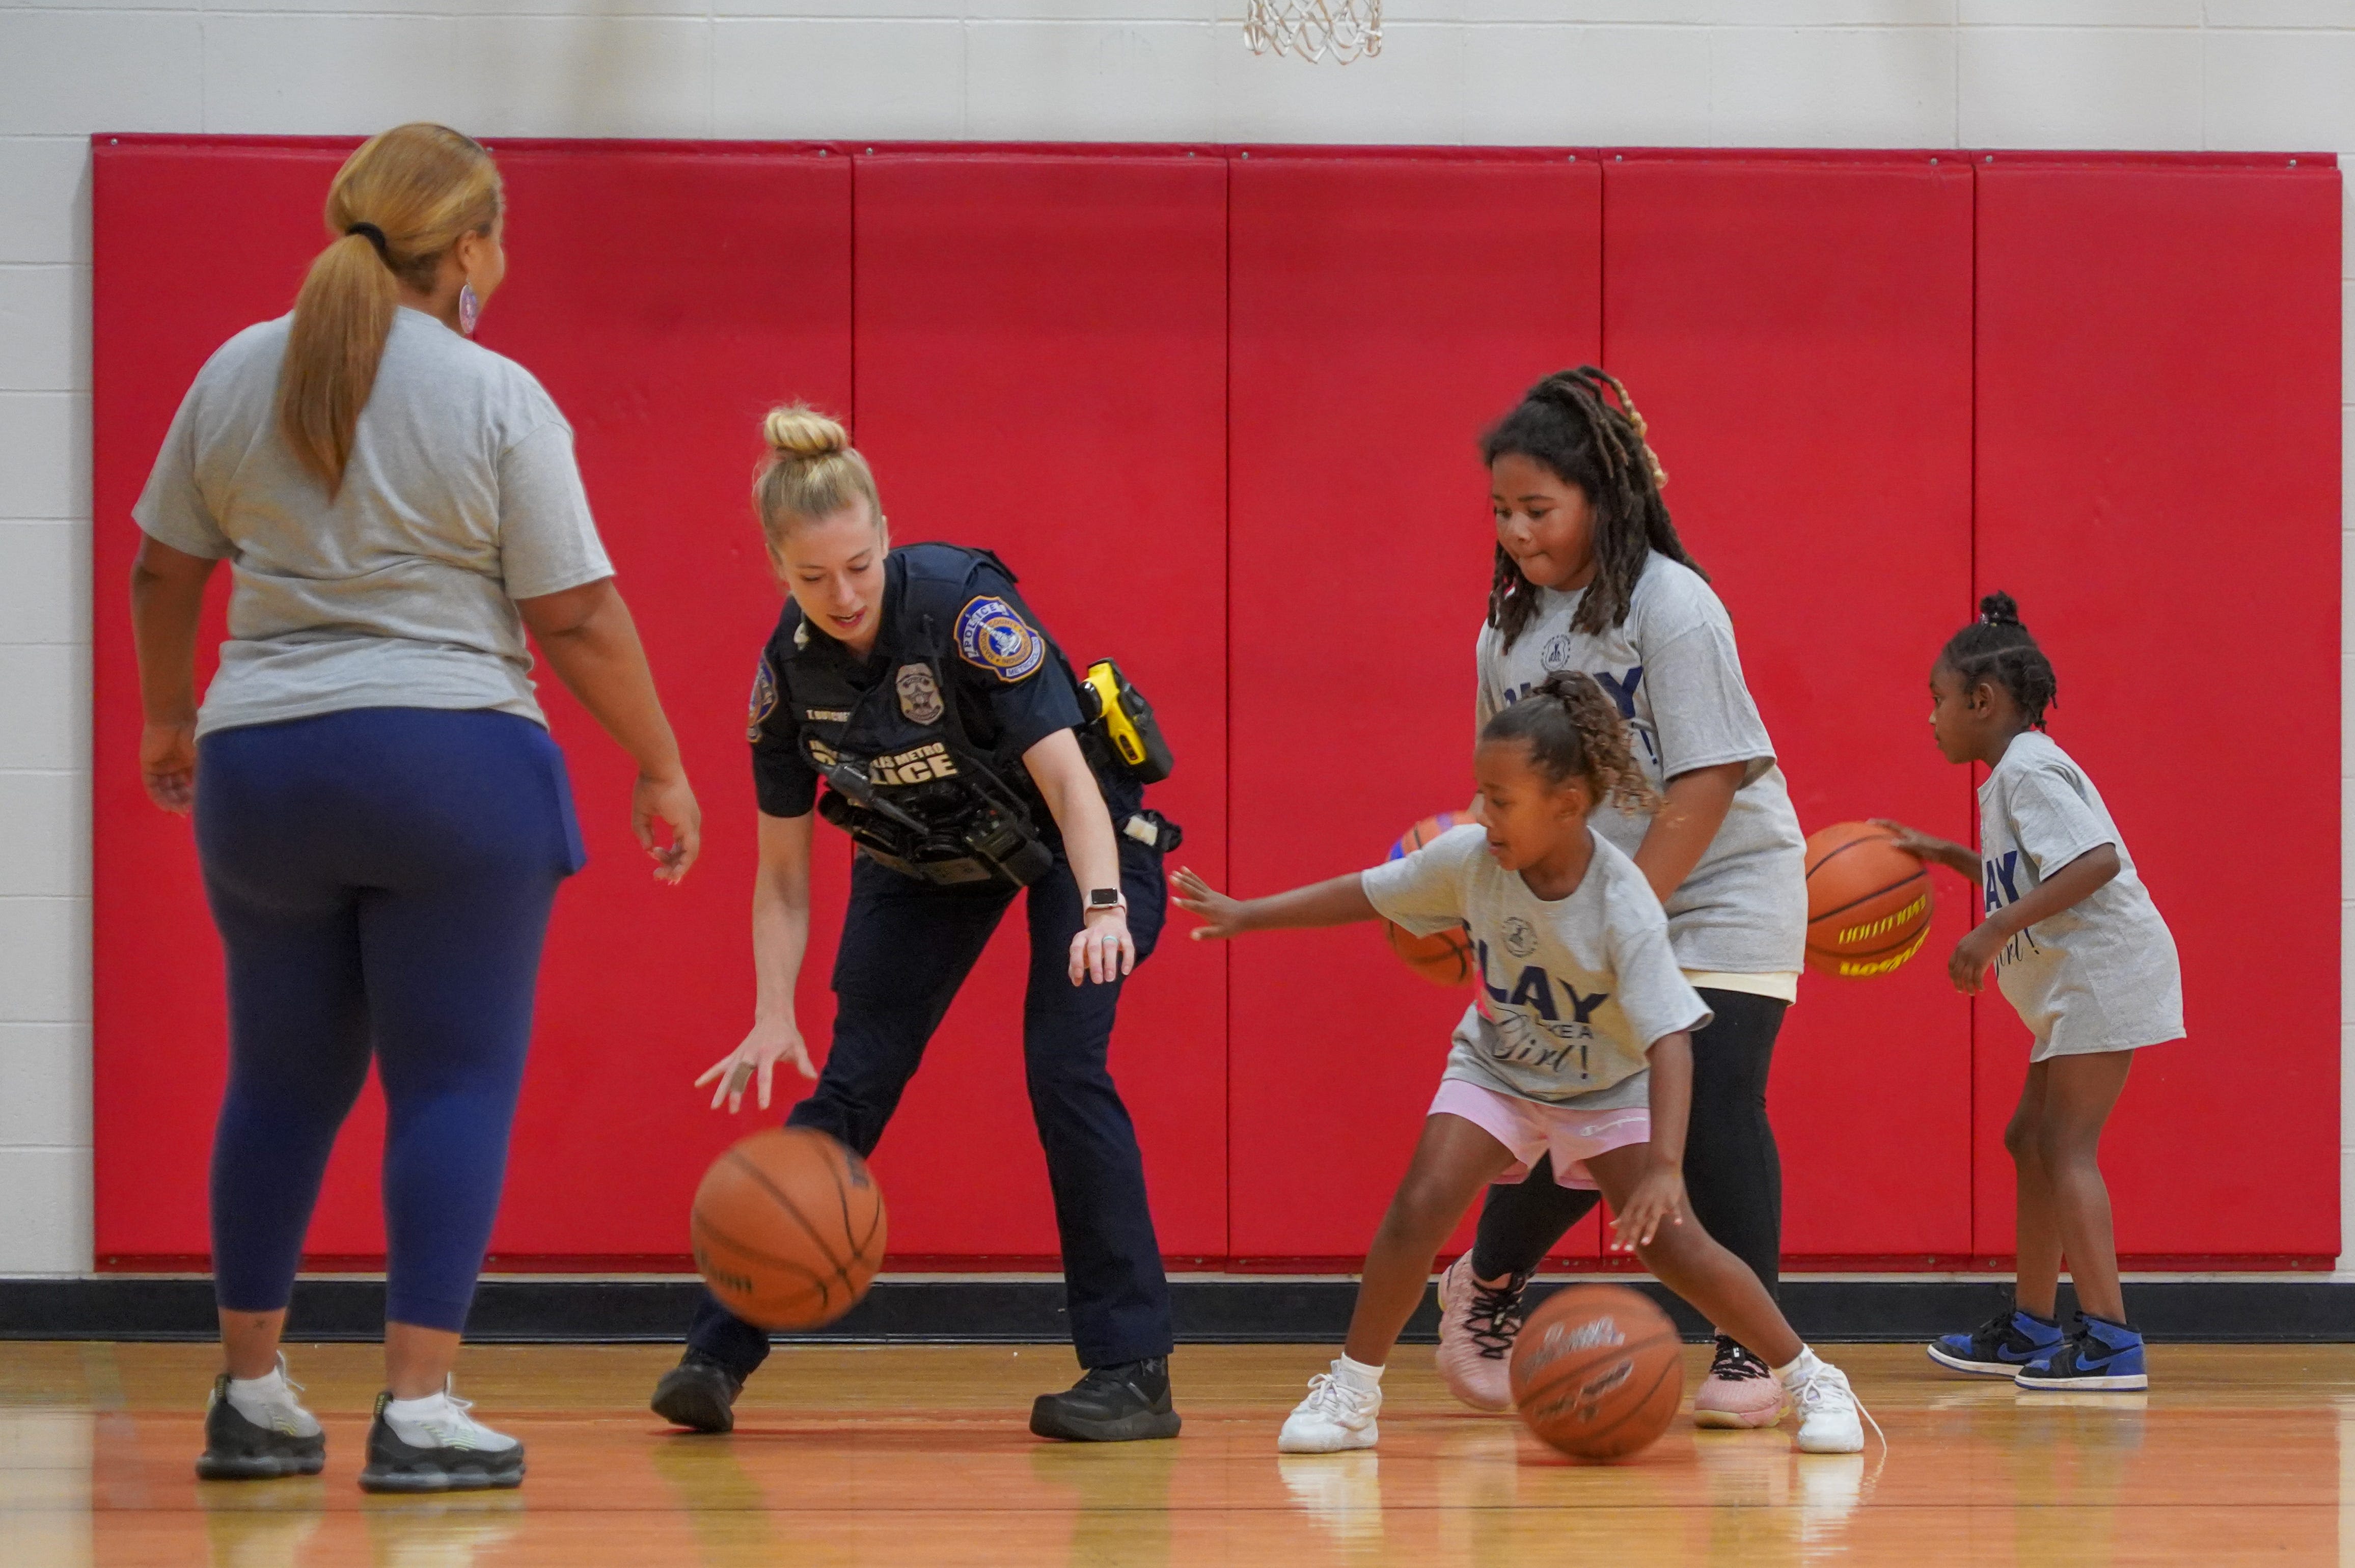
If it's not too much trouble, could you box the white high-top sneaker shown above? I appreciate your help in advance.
[1777,1351,1873,1455]
[1433,1257,1529,1413]
[360,1380,526,1493]
[1277,1364,1382,1454]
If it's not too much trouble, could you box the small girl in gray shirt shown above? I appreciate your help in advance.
[1173,673,1867,1457]
[1880,593,2181,1393]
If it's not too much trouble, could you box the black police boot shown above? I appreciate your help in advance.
[651,1351,746,1435]
[194,1372,326,1481]
[1029,1357,1181,1442]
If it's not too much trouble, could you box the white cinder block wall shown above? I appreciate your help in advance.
[0,2,2348,1275]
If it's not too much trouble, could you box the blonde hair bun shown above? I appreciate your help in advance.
[764,405,850,461]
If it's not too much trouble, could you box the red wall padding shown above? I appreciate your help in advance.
[844,153,1231,1260]
[1600,158,1978,1261]
[1226,152,1601,1262]
[91,141,2341,1271]
[1972,161,2343,1260]
[94,144,348,1260]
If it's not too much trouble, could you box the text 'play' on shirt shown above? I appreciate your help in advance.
[1362,823,1711,1110]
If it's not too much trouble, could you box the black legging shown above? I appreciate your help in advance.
[1468,989,1788,1297]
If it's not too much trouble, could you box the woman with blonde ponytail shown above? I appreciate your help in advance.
[129,123,701,1493]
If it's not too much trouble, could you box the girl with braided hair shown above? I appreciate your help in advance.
[1171,673,1865,1455]
[1878,594,2181,1392]
[1439,367,1812,1430]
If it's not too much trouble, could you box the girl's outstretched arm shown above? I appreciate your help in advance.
[1172,867,1377,941]
[1872,818,1979,879]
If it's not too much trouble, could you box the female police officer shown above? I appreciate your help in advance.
[649,407,1183,1442]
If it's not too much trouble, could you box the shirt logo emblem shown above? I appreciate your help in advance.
[955,595,1046,683]
[1502,916,1539,958]
[1540,634,1575,672]
[896,663,945,726]
[746,656,779,742]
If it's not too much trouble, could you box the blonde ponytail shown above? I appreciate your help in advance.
[278,123,502,492]
[753,404,884,552]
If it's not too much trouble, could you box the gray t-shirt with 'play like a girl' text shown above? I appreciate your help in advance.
[1363,823,1711,1110]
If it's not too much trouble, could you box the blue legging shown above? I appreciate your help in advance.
[196,707,584,1332]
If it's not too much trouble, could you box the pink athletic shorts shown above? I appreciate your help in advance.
[1428,1078,1651,1191]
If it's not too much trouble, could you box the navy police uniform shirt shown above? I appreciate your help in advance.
[746,542,1106,822]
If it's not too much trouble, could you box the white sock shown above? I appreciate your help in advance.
[225,1366,291,1417]
[1772,1346,1823,1385]
[1336,1355,1385,1393]
[383,1391,450,1421]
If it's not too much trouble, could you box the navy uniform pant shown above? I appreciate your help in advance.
[688,833,1172,1375]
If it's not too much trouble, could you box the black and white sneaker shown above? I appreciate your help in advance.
[651,1351,746,1435]
[1029,1358,1182,1442]
[195,1359,326,1480]
[357,1382,525,1493]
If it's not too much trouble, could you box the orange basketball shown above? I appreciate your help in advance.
[690,1127,887,1330]
[1803,820,1934,979]
[1381,812,1476,985]
[1509,1284,1684,1461]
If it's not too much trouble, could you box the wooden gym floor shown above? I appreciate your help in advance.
[2,1340,2348,1565]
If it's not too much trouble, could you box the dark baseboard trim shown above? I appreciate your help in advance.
[5,1275,2350,1344]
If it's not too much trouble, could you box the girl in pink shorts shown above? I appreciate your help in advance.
[1174,672,1866,1455]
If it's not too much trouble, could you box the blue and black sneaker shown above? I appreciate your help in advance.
[1926,1307,2065,1377]
[2015,1314,2147,1392]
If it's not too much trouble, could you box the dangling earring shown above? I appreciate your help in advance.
[458,281,482,338]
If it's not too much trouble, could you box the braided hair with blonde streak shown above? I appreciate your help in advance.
[1481,366,1701,650]
[1482,670,1661,814]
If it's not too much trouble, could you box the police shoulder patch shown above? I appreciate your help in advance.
[954,594,1046,683]
[747,654,780,742]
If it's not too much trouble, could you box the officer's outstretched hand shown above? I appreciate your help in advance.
[1070,906,1136,987]
[696,1016,816,1113]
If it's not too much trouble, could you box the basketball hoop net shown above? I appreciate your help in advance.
[1243,0,1381,63]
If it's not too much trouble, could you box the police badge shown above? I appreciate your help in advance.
[896,662,945,725]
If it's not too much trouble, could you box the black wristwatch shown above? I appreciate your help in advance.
[1086,888,1128,914]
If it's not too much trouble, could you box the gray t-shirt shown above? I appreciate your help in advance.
[1979,731,2183,1058]
[1363,823,1711,1109]
[134,308,612,737]
[1475,553,1806,974]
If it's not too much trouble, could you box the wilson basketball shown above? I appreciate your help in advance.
[1510,1284,1684,1461]
[1382,812,1476,985]
[690,1127,887,1330]
[1804,820,1933,979]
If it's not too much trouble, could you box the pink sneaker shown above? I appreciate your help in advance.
[1692,1335,1790,1429]
[1433,1257,1529,1413]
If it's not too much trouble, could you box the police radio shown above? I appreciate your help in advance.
[1078,661,1173,785]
